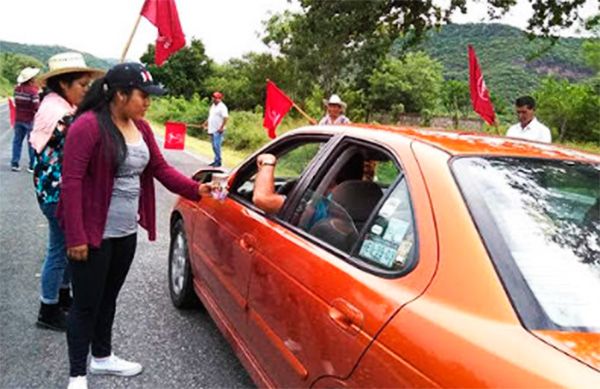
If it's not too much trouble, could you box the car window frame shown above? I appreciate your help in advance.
[279,135,421,279]
[228,134,339,216]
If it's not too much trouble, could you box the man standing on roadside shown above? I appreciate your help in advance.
[205,91,228,167]
[506,96,552,143]
[11,67,40,172]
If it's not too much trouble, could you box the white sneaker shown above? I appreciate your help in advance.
[89,354,143,377]
[67,376,87,389]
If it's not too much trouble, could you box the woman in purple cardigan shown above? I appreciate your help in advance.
[58,63,210,389]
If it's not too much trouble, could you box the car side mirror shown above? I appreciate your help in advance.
[192,167,229,184]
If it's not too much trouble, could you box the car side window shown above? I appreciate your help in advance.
[356,177,416,271]
[231,140,327,205]
[291,143,401,255]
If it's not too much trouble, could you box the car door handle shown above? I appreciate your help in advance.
[328,298,363,335]
[239,233,256,254]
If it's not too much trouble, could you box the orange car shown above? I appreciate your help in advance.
[167,124,600,388]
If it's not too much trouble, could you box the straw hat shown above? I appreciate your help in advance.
[17,67,40,84]
[323,94,347,109]
[37,52,105,83]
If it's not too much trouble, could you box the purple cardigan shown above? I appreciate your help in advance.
[57,111,200,248]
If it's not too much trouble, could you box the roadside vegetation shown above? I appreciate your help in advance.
[3,2,598,155]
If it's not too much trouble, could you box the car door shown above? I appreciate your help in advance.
[191,134,335,344]
[243,135,439,387]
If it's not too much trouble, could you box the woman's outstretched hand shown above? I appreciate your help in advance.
[68,244,89,261]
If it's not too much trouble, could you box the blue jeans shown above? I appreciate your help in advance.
[39,202,71,304]
[210,131,224,166]
[11,121,35,169]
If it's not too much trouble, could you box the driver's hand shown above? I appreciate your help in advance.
[257,153,277,168]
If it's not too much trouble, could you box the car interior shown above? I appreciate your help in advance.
[292,146,399,252]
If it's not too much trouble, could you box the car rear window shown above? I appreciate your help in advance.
[452,157,600,332]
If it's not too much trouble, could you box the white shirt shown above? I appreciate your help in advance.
[207,101,228,134]
[318,114,350,125]
[506,118,552,143]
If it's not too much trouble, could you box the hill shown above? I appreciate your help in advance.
[0,40,116,70]
[401,23,595,109]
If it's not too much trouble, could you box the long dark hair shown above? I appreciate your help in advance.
[41,71,88,102]
[76,77,135,167]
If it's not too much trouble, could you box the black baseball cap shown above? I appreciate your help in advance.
[105,62,166,96]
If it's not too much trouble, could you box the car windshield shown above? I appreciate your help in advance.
[452,157,600,331]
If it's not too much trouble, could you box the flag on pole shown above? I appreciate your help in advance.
[263,80,294,139]
[141,0,186,66]
[468,45,496,125]
[8,97,16,128]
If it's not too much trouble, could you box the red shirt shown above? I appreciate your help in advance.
[14,84,40,123]
[57,111,200,248]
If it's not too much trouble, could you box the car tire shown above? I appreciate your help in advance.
[168,219,200,309]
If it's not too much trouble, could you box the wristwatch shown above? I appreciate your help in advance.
[260,160,276,167]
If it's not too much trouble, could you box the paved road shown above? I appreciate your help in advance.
[0,102,254,389]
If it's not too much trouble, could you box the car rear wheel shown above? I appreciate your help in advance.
[169,219,200,309]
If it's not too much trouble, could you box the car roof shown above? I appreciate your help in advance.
[287,124,600,163]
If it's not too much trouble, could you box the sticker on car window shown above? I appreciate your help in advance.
[379,198,401,218]
[359,238,398,268]
[383,218,410,244]
[371,224,384,235]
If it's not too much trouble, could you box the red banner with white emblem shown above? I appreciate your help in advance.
[141,0,186,66]
[164,121,186,150]
[263,80,294,139]
[468,45,496,125]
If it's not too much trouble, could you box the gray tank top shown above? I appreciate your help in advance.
[103,138,150,239]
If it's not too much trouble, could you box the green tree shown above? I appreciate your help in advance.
[263,1,591,120]
[140,39,213,98]
[0,53,44,84]
[368,53,444,115]
[441,79,471,127]
[582,39,600,73]
[205,53,293,111]
[534,77,600,142]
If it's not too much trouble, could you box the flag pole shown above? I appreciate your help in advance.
[120,13,143,63]
[291,102,316,124]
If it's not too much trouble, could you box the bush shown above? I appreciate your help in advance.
[147,93,315,154]
[225,111,271,151]
[147,94,210,137]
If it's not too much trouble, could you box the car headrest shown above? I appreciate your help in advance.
[331,180,383,223]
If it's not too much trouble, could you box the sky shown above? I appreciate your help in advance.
[0,0,598,64]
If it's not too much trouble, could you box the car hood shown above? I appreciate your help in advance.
[534,330,600,371]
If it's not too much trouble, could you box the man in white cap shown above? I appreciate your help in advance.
[11,66,40,172]
[319,94,351,125]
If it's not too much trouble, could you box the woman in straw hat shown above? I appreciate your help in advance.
[11,66,40,172]
[318,94,351,125]
[57,62,211,389]
[30,52,104,332]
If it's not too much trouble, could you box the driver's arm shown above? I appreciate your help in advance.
[253,154,285,214]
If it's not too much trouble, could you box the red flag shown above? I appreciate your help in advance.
[8,97,16,128]
[164,121,186,150]
[468,45,496,125]
[263,80,294,139]
[141,0,186,66]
